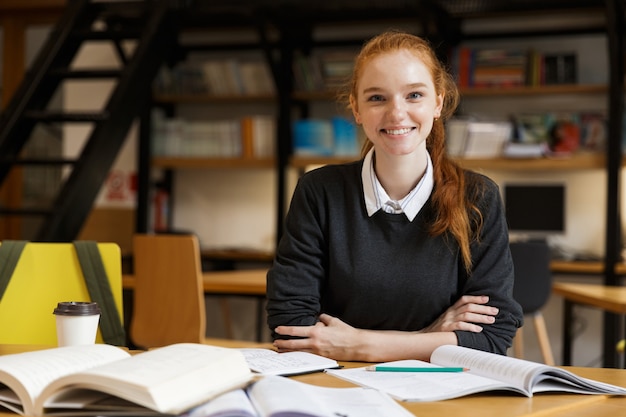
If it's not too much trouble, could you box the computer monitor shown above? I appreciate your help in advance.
[503,183,565,237]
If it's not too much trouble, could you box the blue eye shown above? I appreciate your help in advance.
[408,92,422,99]
[367,94,384,102]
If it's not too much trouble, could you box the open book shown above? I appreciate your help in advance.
[0,343,252,416]
[326,345,626,402]
[239,348,340,376]
[182,375,413,417]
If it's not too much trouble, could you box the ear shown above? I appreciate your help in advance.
[434,92,444,120]
[349,94,361,124]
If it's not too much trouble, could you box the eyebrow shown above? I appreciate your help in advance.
[362,82,429,95]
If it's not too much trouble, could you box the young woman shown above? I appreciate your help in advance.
[266,30,523,362]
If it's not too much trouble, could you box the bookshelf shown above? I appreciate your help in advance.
[136,2,619,263]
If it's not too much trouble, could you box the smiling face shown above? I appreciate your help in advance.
[350,49,443,161]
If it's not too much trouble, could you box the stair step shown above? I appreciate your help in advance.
[24,110,110,123]
[11,157,77,166]
[50,68,123,79]
[73,29,142,41]
[0,208,51,216]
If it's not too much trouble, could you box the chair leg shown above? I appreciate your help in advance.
[513,327,524,359]
[533,312,555,366]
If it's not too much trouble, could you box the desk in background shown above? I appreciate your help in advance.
[122,269,267,342]
[552,282,626,368]
[550,260,626,275]
[1,343,626,417]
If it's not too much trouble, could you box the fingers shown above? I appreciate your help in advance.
[426,295,500,333]
[454,295,490,307]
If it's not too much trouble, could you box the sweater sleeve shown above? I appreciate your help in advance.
[266,171,327,337]
[454,174,524,354]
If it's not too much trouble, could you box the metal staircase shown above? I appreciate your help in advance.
[0,0,177,242]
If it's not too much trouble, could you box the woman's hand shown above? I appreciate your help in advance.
[421,295,498,333]
[273,314,367,361]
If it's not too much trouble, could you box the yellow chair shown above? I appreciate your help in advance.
[0,241,124,345]
[130,234,208,348]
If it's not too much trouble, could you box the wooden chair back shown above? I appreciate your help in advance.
[130,234,206,348]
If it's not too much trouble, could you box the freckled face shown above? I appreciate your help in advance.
[351,49,443,159]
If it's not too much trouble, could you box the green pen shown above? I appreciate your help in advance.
[365,365,468,372]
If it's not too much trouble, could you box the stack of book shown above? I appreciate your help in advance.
[446,111,606,159]
[451,47,578,88]
[0,343,412,417]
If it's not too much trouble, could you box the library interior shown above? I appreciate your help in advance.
[1,1,626,416]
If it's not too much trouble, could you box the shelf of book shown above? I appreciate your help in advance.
[290,156,359,169]
[291,84,608,102]
[290,152,607,171]
[453,152,606,171]
[292,90,340,101]
[293,84,607,99]
[153,156,275,169]
[460,84,607,97]
[153,93,276,104]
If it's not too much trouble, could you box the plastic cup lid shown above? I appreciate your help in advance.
[53,301,100,316]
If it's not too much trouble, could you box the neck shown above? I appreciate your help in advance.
[374,150,427,200]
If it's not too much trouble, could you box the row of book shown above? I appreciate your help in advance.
[293,117,360,157]
[450,47,577,88]
[292,50,356,92]
[446,111,606,159]
[152,114,276,158]
[153,59,276,96]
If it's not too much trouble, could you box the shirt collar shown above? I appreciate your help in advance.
[362,148,434,221]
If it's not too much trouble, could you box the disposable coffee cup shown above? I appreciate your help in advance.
[53,302,101,346]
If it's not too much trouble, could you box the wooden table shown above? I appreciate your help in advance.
[122,269,267,341]
[552,282,626,367]
[2,343,626,417]
[294,367,626,417]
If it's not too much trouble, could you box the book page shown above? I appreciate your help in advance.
[39,344,252,415]
[325,360,516,402]
[0,345,130,415]
[181,389,256,417]
[431,345,626,396]
[248,375,413,417]
[431,345,548,392]
[239,349,339,376]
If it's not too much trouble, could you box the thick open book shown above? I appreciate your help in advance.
[326,345,626,402]
[182,374,413,417]
[239,348,340,376]
[0,343,252,416]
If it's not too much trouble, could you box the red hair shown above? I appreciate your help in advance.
[345,30,483,273]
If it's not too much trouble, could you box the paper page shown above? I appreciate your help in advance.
[0,344,130,414]
[182,389,256,417]
[39,344,252,415]
[431,345,547,392]
[248,375,413,417]
[239,349,339,376]
[325,360,517,402]
[0,389,26,415]
[431,345,626,396]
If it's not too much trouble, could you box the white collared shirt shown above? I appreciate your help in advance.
[362,148,434,221]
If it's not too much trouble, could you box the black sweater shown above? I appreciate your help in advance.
[266,160,523,355]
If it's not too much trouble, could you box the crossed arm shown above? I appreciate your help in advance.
[272,295,498,362]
